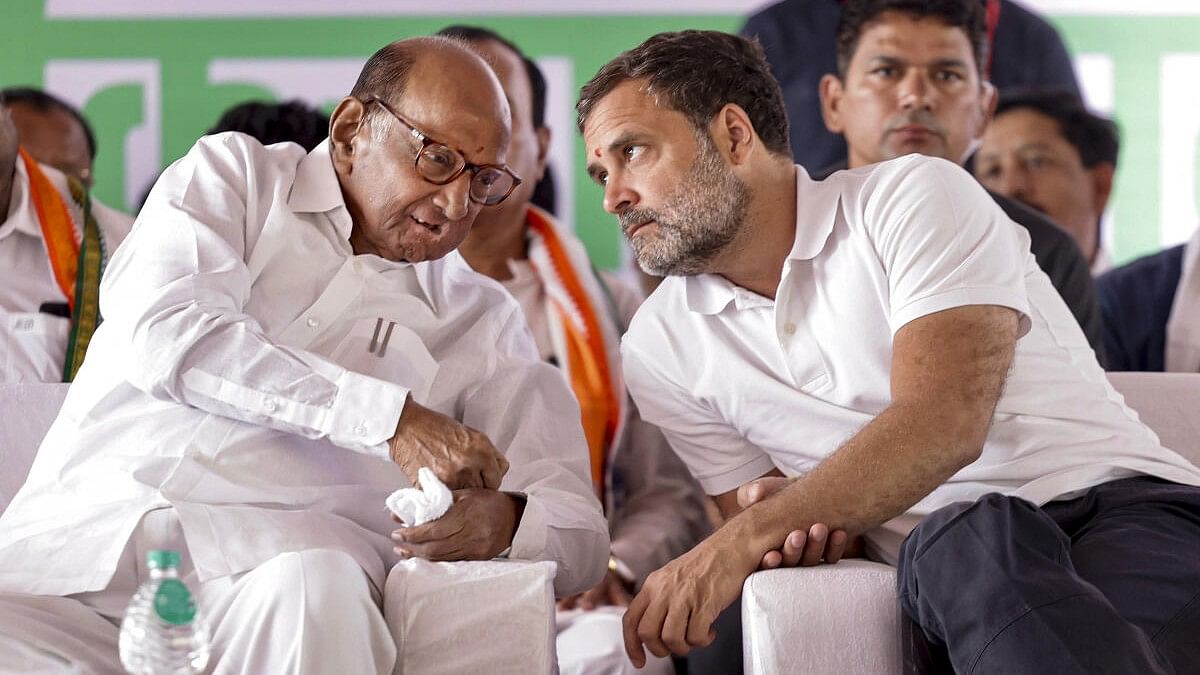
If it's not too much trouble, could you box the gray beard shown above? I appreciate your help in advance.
[623,140,751,277]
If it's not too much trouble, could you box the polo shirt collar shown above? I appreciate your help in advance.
[684,165,841,315]
[786,164,840,262]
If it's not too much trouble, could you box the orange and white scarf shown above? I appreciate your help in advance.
[18,147,106,381]
[525,206,625,503]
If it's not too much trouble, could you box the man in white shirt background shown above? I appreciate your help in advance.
[437,25,711,675]
[577,25,1200,675]
[0,91,133,383]
[0,36,608,674]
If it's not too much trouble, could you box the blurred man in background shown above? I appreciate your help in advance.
[0,91,132,383]
[975,88,1118,274]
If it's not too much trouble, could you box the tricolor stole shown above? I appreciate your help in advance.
[19,147,106,381]
[525,207,622,503]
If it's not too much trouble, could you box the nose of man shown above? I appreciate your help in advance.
[432,172,473,222]
[897,70,933,111]
[602,175,639,215]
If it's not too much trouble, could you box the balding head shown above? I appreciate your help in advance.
[329,37,516,264]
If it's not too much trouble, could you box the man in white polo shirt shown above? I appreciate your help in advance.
[577,29,1200,674]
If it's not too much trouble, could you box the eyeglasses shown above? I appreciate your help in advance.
[364,97,521,207]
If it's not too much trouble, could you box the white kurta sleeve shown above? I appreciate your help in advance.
[458,303,610,598]
[99,136,408,457]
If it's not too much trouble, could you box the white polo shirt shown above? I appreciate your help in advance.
[622,155,1200,563]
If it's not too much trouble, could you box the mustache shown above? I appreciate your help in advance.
[619,208,662,236]
[885,111,946,137]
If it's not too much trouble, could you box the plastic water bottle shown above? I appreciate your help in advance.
[118,549,211,675]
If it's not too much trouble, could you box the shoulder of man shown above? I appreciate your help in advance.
[988,190,1086,266]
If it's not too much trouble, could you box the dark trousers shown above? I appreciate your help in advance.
[898,477,1200,674]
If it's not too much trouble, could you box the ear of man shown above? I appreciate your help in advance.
[709,103,757,166]
[533,125,551,183]
[329,96,369,174]
[1088,161,1116,214]
[818,74,846,135]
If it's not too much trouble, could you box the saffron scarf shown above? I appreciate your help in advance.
[19,147,106,381]
[525,206,624,502]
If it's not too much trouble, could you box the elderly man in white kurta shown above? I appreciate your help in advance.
[0,101,133,383]
[0,37,608,674]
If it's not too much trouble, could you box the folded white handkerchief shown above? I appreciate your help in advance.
[386,467,453,526]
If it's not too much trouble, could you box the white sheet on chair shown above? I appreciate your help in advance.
[385,558,558,675]
[742,561,902,675]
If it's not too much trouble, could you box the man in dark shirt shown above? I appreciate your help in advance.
[1096,243,1187,371]
[742,0,1080,173]
[815,0,1105,363]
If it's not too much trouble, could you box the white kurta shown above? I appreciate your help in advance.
[0,132,608,598]
[0,159,133,382]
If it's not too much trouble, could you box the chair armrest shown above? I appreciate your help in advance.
[742,560,902,674]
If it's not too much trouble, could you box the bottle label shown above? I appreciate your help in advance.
[154,579,197,625]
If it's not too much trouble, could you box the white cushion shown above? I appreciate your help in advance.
[743,561,902,675]
[384,558,558,675]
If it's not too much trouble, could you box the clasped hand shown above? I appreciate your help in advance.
[392,488,522,561]
[622,476,860,667]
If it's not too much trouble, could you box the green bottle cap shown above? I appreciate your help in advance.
[146,549,181,570]
[154,579,197,625]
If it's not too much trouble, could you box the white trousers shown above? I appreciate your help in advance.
[556,608,676,675]
[0,509,395,675]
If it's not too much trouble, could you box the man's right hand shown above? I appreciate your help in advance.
[387,396,509,490]
[737,476,861,569]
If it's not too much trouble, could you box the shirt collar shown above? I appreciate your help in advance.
[786,164,840,262]
[287,140,348,228]
[2,157,53,240]
[684,165,841,315]
[286,139,435,307]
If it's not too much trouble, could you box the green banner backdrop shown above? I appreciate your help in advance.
[3,1,1198,269]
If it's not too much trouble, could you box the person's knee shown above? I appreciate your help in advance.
[902,494,1055,565]
[899,494,1066,603]
[252,549,376,615]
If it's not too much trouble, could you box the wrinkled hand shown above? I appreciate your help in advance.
[388,396,509,490]
[623,539,756,666]
[558,570,633,611]
[737,476,860,569]
[391,488,523,561]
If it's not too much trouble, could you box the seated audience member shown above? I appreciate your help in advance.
[207,99,330,152]
[577,28,1200,674]
[975,88,1119,274]
[0,37,608,674]
[0,93,132,383]
[437,25,710,675]
[816,0,1105,363]
[1,86,97,187]
[1095,227,1200,372]
[741,0,1080,173]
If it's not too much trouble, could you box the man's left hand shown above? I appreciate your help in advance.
[622,537,757,667]
[558,570,633,610]
[392,488,523,561]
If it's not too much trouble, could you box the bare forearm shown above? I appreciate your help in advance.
[726,400,985,557]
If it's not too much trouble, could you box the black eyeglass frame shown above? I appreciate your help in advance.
[363,96,521,206]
